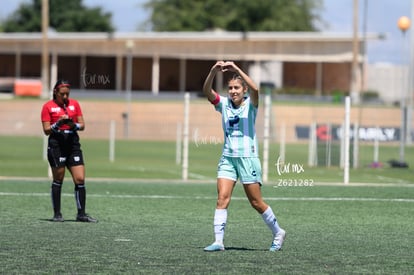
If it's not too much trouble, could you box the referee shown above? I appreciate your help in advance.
[41,79,97,223]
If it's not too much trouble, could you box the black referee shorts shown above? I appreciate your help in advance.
[47,133,85,168]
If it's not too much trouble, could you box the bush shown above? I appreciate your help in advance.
[361,90,379,101]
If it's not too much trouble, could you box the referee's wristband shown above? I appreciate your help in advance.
[71,123,81,131]
[51,123,59,133]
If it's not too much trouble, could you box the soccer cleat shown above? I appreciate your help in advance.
[269,229,286,252]
[52,213,64,222]
[203,242,225,252]
[76,214,98,223]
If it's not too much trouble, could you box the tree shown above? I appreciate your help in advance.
[2,0,114,32]
[143,0,323,32]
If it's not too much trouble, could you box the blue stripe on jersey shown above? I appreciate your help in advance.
[214,95,258,157]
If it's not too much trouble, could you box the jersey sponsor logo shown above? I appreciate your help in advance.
[228,115,240,127]
[227,130,243,137]
[51,107,61,113]
[226,115,242,137]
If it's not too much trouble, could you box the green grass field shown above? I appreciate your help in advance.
[1,179,413,274]
[0,136,413,184]
[1,136,414,274]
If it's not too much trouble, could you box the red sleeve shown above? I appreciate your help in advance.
[41,101,52,122]
[72,100,83,116]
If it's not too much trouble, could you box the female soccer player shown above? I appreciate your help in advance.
[202,61,285,252]
[41,79,97,223]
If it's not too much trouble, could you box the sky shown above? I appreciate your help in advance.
[0,0,412,64]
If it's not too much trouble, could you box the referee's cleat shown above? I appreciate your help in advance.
[52,213,64,222]
[269,229,286,252]
[76,214,98,223]
[203,242,225,252]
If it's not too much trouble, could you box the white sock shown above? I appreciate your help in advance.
[261,206,281,236]
[213,209,227,245]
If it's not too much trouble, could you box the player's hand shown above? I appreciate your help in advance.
[66,119,75,128]
[50,122,60,133]
[56,119,64,127]
[212,61,225,72]
[57,115,70,126]
[221,61,237,72]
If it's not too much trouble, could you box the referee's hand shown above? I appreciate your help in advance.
[66,119,75,128]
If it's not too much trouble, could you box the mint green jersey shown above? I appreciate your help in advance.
[214,95,258,157]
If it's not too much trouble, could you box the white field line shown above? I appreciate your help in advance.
[0,176,414,187]
[0,192,413,203]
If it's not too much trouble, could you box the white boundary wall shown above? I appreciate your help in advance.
[366,63,408,103]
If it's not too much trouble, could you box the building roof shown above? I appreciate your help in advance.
[0,31,383,62]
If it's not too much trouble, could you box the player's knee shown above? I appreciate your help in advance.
[73,178,85,185]
[216,196,231,208]
[249,200,266,213]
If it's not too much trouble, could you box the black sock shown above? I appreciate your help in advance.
[51,181,63,215]
[74,184,86,216]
